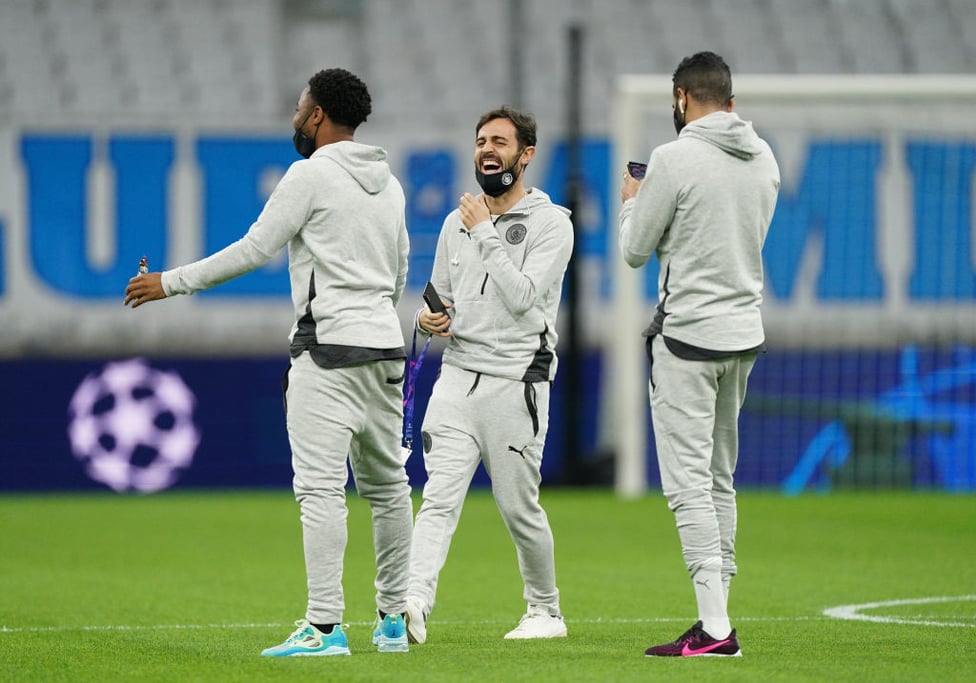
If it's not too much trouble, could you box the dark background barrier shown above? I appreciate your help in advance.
[3,346,972,494]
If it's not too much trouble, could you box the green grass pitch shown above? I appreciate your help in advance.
[1,488,974,682]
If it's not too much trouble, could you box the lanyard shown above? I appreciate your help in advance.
[402,329,432,450]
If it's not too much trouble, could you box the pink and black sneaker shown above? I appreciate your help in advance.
[644,621,742,657]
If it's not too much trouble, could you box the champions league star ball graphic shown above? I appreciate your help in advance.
[67,359,200,493]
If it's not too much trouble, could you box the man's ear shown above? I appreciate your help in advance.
[309,104,325,125]
[520,146,536,165]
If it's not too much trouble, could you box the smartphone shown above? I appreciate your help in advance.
[627,161,648,180]
[423,281,448,315]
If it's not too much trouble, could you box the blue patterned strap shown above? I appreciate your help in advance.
[403,329,432,450]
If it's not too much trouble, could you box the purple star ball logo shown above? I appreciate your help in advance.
[67,359,200,493]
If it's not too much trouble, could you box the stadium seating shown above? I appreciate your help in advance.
[2,0,974,125]
[0,0,278,121]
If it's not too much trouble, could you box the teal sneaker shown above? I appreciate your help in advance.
[372,613,409,652]
[261,619,351,657]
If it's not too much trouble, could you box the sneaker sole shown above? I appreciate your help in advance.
[644,650,742,658]
[377,640,409,653]
[262,646,351,657]
[504,628,568,639]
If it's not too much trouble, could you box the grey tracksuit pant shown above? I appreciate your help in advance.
[649,335,756,595]
[286,352,413,624]
[409,364,561,616]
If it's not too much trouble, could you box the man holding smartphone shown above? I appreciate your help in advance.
[619,52,780,657]
[405,106,574,643]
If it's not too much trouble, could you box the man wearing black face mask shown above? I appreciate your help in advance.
[619,52,780,658]
[124,68,413,656]
[403,106,573,643]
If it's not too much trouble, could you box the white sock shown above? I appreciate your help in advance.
[693,566,731,640]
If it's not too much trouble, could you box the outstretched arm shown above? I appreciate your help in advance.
[122,160,310,308]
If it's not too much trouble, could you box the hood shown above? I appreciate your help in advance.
[312,141,391,194]
[680,111,765,160]
[506,187,572,218]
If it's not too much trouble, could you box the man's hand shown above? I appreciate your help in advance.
[459,192,491,230]
[124,273,166,308]
[419,302,453,337]
[621,171,642,203]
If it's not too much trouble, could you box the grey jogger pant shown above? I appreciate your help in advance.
[286,351,413,624]
[649,335,756,584]
[409,364,561,616]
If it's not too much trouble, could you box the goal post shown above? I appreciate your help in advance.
[608,74,976,498]
[608,76,669,499]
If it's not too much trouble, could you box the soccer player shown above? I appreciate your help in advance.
[618,52,780,657]
[404,107,573,642]
[124,68,413,656]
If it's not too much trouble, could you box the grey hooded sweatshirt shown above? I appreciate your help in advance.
[619,110,780,352]
[429,188,573,382]
[162,141,409,352]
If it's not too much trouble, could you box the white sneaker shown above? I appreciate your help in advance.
[405,595,427,644]
[504,605,568,639]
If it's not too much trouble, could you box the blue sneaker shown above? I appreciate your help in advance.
[372,613,409,652]
[261,619,351,657]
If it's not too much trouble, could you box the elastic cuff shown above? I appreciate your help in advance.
[468,220,494,240]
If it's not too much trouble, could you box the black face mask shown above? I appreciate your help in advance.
[475,148,525,197]
[292,110,318,159]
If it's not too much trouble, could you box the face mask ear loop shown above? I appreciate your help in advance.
[297,109,313,136]
[512,146,527,182]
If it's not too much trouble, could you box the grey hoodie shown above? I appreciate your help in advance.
[163,141,408,350]
[619,111,780,352]
[429,188,573,382]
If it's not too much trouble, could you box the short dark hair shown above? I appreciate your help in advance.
[476,106,537,148]
[672,52,733,106]
[307,68,372,129]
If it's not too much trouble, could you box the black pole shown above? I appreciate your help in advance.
[564,24,583,483]
[508,0,524,107]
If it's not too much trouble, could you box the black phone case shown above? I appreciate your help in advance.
[423,281,447,315]
[627,161,648,179]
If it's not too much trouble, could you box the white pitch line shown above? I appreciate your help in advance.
[5,600,974,636]
[0,616,814,635]
[823,595,976,628]
[0,622,285,634]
